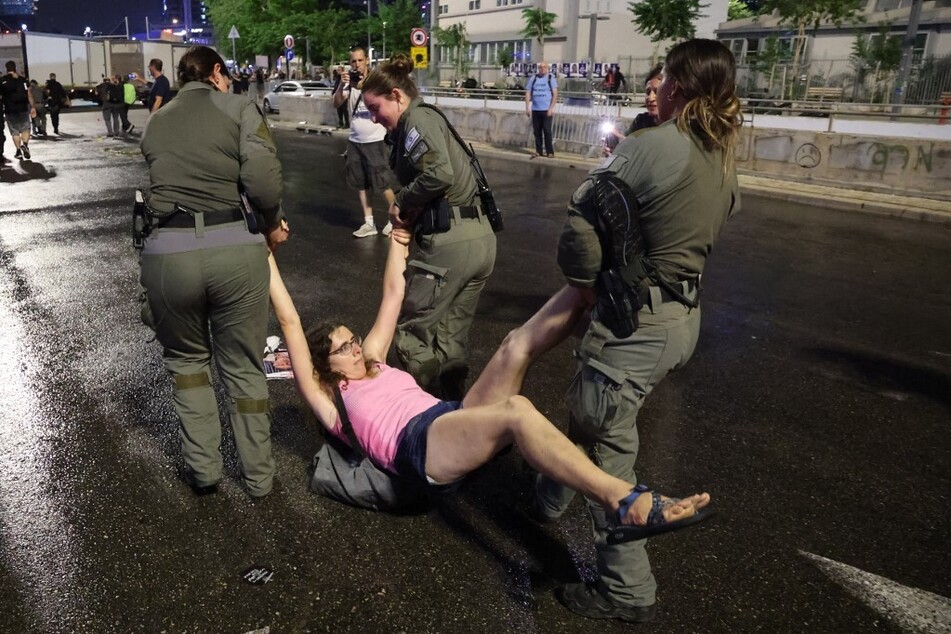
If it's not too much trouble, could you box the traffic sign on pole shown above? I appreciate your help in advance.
[410,28,428,48]
[284,34,295,49]
[286,49,295,61]
[228,25,240,39]
[411,46,428,69]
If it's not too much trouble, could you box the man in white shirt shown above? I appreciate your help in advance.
[332,46,397,238]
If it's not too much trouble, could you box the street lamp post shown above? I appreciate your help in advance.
[366,0,371,59]
[383,21,387,60]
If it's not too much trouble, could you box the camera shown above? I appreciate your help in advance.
[349,69,362,86]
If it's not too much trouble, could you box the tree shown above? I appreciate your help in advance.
[433,22,470,81]
[628,0,709,44]
[359,0,425,59]
[850,23,903,102]
[728,0,754,20]
[759,0,864,97]
[520,7,557,61]
[497,46,514,68]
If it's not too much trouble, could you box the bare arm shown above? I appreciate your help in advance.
[332,76,350,109]
[267,254,339,432]
[360,231,410,364]
[150,95,164,113]
[548,87,558,117]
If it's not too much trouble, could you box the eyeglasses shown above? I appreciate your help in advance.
[329,335,362,357]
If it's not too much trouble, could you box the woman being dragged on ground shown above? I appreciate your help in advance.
[267,227,712,543]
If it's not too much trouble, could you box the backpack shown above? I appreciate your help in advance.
[2,76,29,109]
[107,82,124,104]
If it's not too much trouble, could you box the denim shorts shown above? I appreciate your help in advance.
[394,400,462,490]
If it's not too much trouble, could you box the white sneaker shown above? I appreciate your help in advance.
[381,222,393,236]
[352,223,378,238]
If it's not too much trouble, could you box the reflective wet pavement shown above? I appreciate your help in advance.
[1,109,949,633]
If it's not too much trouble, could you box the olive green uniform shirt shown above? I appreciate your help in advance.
[558,120,740,288]
[141,81,283,224]
[391,98,479,219]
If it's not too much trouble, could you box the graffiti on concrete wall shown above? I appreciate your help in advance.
[867,142,934,176]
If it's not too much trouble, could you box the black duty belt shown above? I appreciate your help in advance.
[636,278,698,308]
[453,205,482,219]
[159,207,244,229]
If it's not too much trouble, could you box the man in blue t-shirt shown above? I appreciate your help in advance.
[147,58,171,114]
[524,61,558,158]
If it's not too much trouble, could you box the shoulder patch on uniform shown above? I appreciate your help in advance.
[591,153,626,175]
[409,140,429,164]
[405,127,421,152]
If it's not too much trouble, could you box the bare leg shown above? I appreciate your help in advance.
[464,285,589,408]
[426,396,709,526]
[356,189,372,219]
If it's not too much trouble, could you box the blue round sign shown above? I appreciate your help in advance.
[285,49,294,61]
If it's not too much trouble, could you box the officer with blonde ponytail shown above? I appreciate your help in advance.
[530,39,743,623]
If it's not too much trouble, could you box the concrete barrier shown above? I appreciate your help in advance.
[738,129,950,201]
[279,95,950,200]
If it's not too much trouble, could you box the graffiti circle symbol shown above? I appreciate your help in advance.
[796,143,821,169]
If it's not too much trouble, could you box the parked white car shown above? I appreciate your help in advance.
[263,81,332,114]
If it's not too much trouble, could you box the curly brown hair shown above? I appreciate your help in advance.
[306,320,375,390]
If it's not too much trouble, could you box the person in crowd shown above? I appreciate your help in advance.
[255,68,267,105]
[29,79,47,136]
[603,63,663,154]
[99,75,123,137]
[266,227,711,552]
[332,46,397,238]
[114,74,136,135]
[332,67,350,129]
[45,73,69,135]
[524,61,558,158]
[0,60,36,160]
[361,55,497,401]
[147,58,171,114]
[527,39,742,623]
[139,45,290,497]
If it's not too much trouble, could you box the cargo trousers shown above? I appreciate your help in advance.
[140,238,274,496]
[536,291,701,607]
[396,213,496,400]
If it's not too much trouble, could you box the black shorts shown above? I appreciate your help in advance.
[345,140,395,192]
[394,400,463,490]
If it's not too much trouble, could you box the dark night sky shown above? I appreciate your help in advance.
[33,0,162,37]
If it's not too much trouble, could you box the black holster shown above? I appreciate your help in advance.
[132,190,151,249]
[479,186,504,232]
[419,198,452,236]
[596,269,641,339]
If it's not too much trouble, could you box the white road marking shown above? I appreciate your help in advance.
[801,551,951,633]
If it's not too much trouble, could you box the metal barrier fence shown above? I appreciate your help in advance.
[736,56,951,105]
[420,86,951,152]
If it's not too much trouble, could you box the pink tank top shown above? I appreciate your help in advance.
[331,363,441,473]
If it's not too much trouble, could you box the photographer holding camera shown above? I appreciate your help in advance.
[361,54,497,401]
[332,46,397,238]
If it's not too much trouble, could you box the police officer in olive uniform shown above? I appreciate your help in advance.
[361,56,496,400]
[537,39,742,623]
[139,46,289,497]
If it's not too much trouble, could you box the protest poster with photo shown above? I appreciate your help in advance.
[263,336,293,379]
[561,62,570,77]
[593,62,604,78]
[579,62,588,78]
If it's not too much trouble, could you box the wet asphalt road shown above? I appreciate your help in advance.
[1,109,949,633]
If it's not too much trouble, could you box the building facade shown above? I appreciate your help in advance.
[431,0,728,84]
[716,0,951,102]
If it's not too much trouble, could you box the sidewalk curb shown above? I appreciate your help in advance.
[276,122,951,225]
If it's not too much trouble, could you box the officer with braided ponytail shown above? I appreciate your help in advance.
[519,39,742,623]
